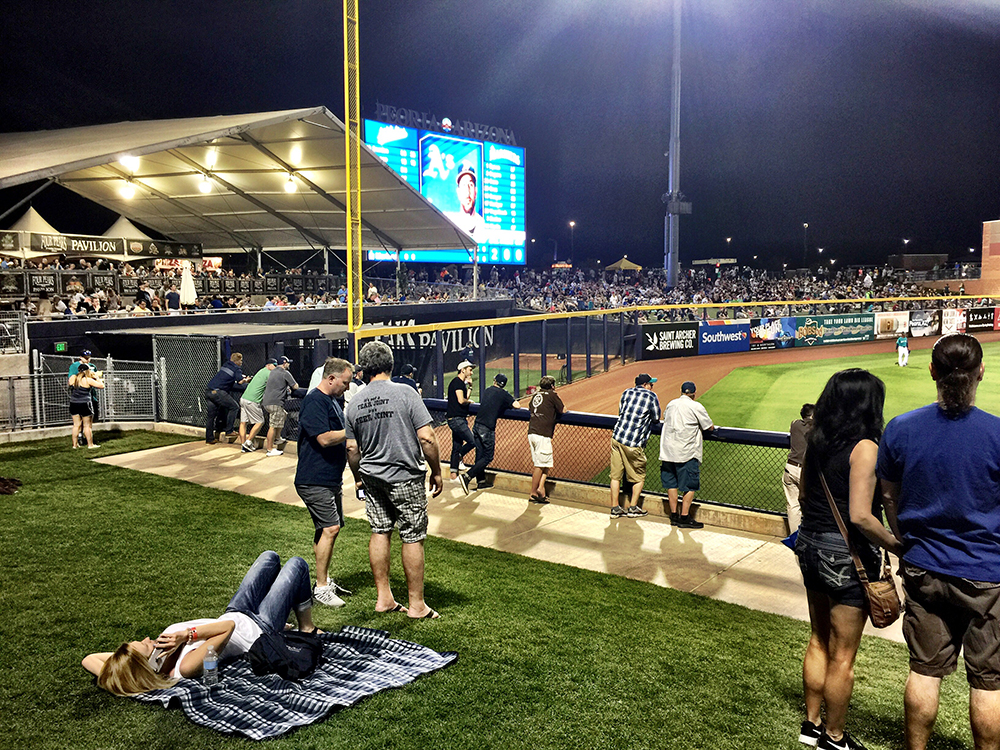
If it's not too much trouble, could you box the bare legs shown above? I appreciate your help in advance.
[531,467,549,500]
[369,532,436,619]
[667,488,695,515]
[71,414,82,448]
[905,672,1000,750]
[313,525,340,587]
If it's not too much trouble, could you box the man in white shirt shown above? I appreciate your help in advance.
[660,381,715,528]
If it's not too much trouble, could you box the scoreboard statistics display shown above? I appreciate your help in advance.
[363,119,526,265]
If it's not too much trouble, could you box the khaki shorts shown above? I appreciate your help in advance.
[902,563,1000,690]
[265,403,287,430]
[528,434,553,468]
[609,439,646,483]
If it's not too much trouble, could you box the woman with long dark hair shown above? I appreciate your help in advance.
[794,369,903,750]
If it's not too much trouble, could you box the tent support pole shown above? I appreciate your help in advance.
[0,179,55,223]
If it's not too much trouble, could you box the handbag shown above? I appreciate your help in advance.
[819,472,901,628]
[247,629,323,680]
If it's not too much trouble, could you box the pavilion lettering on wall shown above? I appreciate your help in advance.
[377,319,494,352]
[374,103,518,146]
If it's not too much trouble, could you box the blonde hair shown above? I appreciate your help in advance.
[97,644,178,696]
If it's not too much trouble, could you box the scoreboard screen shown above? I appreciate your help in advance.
[363,119,526,265]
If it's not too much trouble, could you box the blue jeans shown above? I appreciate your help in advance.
[205,388,239,441]
[469,423,495,482]
[448,417,476,472]
[224,551,312,634]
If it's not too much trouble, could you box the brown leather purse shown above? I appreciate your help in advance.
[819,472,901,628]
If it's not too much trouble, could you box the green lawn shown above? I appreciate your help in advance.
[0,431,976,749]
[699,341,1000,432]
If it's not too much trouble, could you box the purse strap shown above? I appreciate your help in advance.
[819,470,889,585]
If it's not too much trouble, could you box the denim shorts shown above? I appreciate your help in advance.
[795,528,880,609]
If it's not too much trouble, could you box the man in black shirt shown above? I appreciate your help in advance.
[391,364,421,393]
[460,373,520,494]
[446,360,476,481]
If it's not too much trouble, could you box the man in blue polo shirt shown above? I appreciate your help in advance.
[204,352,249,444]
[295,357,355,607]
[609,374,661,518]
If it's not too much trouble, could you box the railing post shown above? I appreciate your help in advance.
[434,330,444,399]
[603,314,609,372]
[478,326,487,401]
[540,319,548,378]
[585,314,592,378]
[620,312,626,366]
[565,316,572,384]
[513,322,520,397]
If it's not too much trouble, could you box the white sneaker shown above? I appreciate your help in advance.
[313,583,346,607]
[266,448,283,457]
[241,440,257,453]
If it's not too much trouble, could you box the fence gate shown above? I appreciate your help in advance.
[153,335,221,428]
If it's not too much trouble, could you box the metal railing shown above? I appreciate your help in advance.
[425,399,790,516]
[0,310,26,353]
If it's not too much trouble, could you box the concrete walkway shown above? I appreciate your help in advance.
[96,440,903,643]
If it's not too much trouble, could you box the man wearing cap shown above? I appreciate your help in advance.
[609,374,662,518]
[391,364,421,394]
[447,163,488,237]
[528,376,565,503]
[460,373,521,495]
[205,352,249,444]
[447,360,477,481]
[660,381,715,528]
[262,355,298,456]
[69,350,100,445]
[238,358,277,452]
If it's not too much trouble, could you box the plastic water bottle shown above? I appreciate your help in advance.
[203,644,219,686]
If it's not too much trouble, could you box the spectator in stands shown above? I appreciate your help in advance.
[391,364,421,393]
[446,360,477,481]
[262,356,298,456]
[134,281,153,309]
[205,353,249,444]
[165,283,180,314]
[609,374,661,518]
[68,363,104,449]
[295,358,355,608]
[460,373,520,495]
[782,403,814,547]
[238,358,276,452]
[527,376,565,504]
[131,300,152,317]
[345,341,443,618]
[877,334,1000,750]
[659,381,714,528]
[795,369,899,750]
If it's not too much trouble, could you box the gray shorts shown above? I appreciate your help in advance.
[240,399,264,425]
[295,484,344,530]
[265,403,287,430]
[361,474,428,544]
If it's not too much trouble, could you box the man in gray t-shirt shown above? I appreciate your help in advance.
[346,341,443,619]
[262,356,298,456]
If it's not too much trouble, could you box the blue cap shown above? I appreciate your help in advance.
[277,356,292,365]
[682,381,696,394]
[456,163,477,184]
[82,350,92,357]
[266,358,277,366]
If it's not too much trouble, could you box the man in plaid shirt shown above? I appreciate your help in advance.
[609,374,661,518]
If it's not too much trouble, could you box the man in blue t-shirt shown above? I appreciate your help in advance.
[877,333,1000,749]
[295,357,354,608]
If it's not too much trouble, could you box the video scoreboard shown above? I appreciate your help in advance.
[363,119,526,265]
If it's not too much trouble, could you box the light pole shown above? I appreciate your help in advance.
[726,237,732,254]
[802,223,808,265]
[548,238,558,263]
[569,221,576,263]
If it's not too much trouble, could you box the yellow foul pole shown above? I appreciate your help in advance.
[343,0,363,335]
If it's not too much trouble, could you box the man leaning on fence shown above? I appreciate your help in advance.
[660,381,714,529]
[238,358,277,452]
[609,374,661,519]
[345,341,444,619]
[205,352,249,444]
[459,373,520,496]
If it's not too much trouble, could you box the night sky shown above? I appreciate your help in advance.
[3,0,1000,272]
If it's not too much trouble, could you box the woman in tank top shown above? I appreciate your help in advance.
[68,363,104,449]
[794,369,903,750]
[83,551,321,696]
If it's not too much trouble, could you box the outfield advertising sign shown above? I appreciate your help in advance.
[698,320,750,355]
[641,322,699,359]
[795,314,874,346]
[967,307,994,332]
[749,317,796,350]
[910,310,941,338]
[875,311,910,339]
[942,308,966,335]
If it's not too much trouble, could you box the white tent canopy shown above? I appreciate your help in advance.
[103,214,151,239]
[0,107,476,255]
[7,206,60,234]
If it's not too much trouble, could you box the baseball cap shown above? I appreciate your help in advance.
[401,364,417,377]
[277,355,293,365]
[682,381,697,394]
[82,350,92,357]
[456,163,477,184]
[494,373,508,387]
[635,374,657,386]
[265,358,278,366]
[457,359,476,371]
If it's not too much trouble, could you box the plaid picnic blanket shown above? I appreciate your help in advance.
[134,626,458,740]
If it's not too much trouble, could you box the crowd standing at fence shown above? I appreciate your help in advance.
[609,373,661,519]
[460,373,519,496]
[660,381,714,529]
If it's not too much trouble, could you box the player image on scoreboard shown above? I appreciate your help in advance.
[419,134,486,239]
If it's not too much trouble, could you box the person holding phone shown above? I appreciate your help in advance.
[82,552,321,696]
[68,362,104,449]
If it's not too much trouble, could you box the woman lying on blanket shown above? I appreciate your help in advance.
[83,551,322,696]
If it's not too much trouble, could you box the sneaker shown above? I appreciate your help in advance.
[88,444,101,449]
[313,583,346,608]
[611,505,626,518]
[478,481,495,490]
[799,720,823,747]
[458,473,471,495]
[678,515,704,529]
[626,506,649,518]
[529,494,550,504]
[241,440,257,453]
[331,581,353,597]
[265,448,283,457]
[670,512,680,525]
[817,730,867,750]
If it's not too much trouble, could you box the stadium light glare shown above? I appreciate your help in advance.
[284,174,297,193]
[290,145,303,165]
[119,180,135,199]
[119,155,140,172]
[818,247,823,254]
[199,174,212,193]
[205,148,217,169]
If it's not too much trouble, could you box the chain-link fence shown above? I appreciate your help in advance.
[38,354,156,422]
[153,335,221,428]
[425,399,789,515]
[0,311,26,353]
